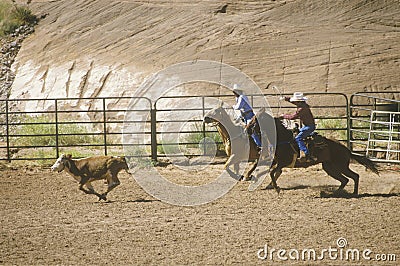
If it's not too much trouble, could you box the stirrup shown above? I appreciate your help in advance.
[306,154,317,162]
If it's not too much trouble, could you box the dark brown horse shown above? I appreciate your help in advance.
[257,111,379,194]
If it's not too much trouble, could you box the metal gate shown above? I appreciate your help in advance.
[151,93,349,161]
[349,91,400,163]
[366,110,400,163]
[0,97,152,162]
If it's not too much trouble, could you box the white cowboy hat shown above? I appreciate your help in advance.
[289,92,307,102]
[232,84,243,95]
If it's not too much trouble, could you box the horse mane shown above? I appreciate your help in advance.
[275,118,295,142]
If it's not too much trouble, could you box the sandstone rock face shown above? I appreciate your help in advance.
[9,0,400,110]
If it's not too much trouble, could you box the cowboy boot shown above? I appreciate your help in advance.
[299,151,307,163]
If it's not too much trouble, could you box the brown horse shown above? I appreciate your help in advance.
[203,106,263,180]
[257,111,379,194]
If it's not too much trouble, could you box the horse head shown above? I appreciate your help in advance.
[204,106,244,142]
[203,106,232,126]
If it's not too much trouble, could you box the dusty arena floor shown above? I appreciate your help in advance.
[0,161,399,265]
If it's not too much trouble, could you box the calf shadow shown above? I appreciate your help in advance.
[93,198,160,204]
[127,198,160,203]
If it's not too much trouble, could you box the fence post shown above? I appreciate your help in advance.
[348,94,356,152]
[103,98,108,156]
[202,96,206,155]
[55,99,59,158]
[150,106,157,162]
[5,100,10,162]
[345,94,351,149]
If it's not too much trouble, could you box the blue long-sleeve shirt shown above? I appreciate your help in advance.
[233,95,255,123]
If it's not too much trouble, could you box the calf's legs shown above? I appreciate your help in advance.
[78,174,107,201]
[79,183,107,201]
[101,173,121,199]
[76,171,122,201]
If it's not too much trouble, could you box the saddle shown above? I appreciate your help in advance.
[244,110,262,138]
[306,133,327,148]
[292,123,328,160]
[304,132,329,160]
[244,116,262,148]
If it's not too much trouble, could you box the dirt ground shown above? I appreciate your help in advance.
[0,161,399,265]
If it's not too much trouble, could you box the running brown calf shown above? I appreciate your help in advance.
[51,154,129,201]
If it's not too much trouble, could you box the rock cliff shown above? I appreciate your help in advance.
[8,0,400,109]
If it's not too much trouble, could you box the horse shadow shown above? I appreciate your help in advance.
[319,190,400,199]
[262,184,400,199]
[261,185,311,191]
[225,168,246,181]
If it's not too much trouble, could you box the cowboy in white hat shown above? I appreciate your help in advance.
[232,84,262,149]
[280,92,316,162]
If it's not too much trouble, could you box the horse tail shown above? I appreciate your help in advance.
[350,153,379,175]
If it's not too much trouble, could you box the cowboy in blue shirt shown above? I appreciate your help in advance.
[232,84,262,148]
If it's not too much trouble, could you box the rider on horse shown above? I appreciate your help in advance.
[280,92,316,163]
[232,84,262,150]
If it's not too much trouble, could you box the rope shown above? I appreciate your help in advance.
[263,83,283,115]
[218,38,223,101]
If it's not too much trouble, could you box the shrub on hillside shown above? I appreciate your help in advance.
[0,2,37,36]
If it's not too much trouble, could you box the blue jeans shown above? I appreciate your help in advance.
[245,117,262,148]
[295,124,315,155]
[251,133,262,147]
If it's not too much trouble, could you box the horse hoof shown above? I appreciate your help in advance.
[242,176,252,182]
[265,183,274,189]
[99,194,107,201]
